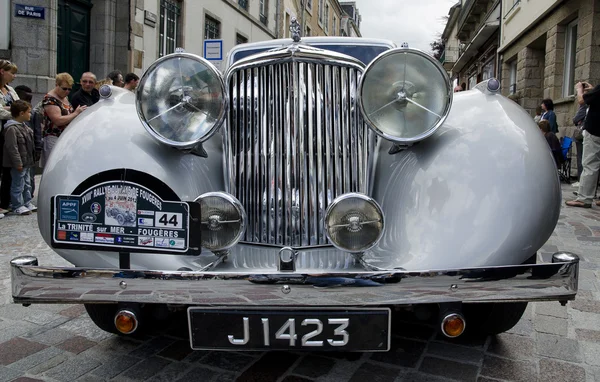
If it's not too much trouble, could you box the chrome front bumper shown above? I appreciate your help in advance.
[11,253,579,306]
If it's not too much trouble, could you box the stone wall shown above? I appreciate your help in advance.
[9,0,56,98]
[500,0,600,138]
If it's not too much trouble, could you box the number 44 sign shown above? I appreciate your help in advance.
[156,212,182,229]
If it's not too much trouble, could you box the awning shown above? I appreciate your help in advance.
[452,4,500,73]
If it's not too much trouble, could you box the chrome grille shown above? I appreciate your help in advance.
[225,54,377,247]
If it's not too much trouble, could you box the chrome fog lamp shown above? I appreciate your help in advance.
[136,53,227,149]
[324,193,384,253]
[195,192,246,252]
[358,48,452,144]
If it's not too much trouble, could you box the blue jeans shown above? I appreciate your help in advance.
[10,167,32,210]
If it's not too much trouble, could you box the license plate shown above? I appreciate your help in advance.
[188,307,391,351]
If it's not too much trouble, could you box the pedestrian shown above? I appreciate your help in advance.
[461,82,467,91]
[107,70,124,87]
[0,59,19,217]
[41,73,87,167]
[565,81,600,208]
[571,101,588,188]
[453,84,463,93]
[2,100,36,215]
[12,85,38,197]
[533,106,543,123]
[538,120,562,167]
[123,73,139,91]
[71,72,100,109]
[540,99,558,134]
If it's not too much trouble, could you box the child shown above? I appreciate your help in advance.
[2,100,36,215]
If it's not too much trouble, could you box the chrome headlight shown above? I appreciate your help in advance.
[358,48,452,144]
[136,53,227,149]
[195,192,246,252]
[324,193,384,253]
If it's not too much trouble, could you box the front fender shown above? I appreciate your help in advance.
[37,87,224,267]
[368,90,561,269]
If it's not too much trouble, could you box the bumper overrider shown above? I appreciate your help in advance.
[11,253,578,306]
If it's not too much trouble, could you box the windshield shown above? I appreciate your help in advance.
[231,44,391,66]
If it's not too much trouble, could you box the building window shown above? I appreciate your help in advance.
[482,57,495,81]
[236,33,248,45]
[509,60,517,94]
[318,0,324,23]
[333,16,337,36]
[205,15,220,40]
[563,19,578,97]
[238,0,248,10]
[468,73,477,90]
[159,0,181,57]
[306,25,311,36]
[306,0,312,10]
[259,0,268,25]
[324,3,329,32]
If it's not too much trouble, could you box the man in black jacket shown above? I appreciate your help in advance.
[566,81,600,208]
[71,72,100,109]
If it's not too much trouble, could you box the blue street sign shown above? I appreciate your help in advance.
[15,4,45,20]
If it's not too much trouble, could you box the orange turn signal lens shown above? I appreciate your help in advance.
[114,310,138,334]
[441,313,466,338]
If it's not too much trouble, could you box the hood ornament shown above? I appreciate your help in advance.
[290,17,302,43]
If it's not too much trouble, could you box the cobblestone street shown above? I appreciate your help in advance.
[0,181,599,382]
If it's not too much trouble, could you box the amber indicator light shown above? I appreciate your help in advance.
[441,313,466,338]
[115,310,138,334]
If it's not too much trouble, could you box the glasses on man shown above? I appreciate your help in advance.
[61,87,72,91]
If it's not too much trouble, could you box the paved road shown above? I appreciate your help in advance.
[0,182,599,382]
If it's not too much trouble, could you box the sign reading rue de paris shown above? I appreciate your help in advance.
[15,4,45,20]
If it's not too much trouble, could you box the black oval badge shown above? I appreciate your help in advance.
[81,213,97,223]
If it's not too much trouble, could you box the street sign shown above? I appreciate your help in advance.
[204,40,223,61]
[15,4,45,19]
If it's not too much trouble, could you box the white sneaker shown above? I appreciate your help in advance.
[25,202,37,212]
[0,213,4,219]
[572,181,580,187]
[14,206,31,215]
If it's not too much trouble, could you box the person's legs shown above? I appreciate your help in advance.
[9,168,25,210]
[575,131,600,204]
[22,168,32,206]
[576,139,584,180]
[0,167,12,209]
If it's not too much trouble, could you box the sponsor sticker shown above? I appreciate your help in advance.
[138,236,154,246]
[80,232,94,242]
[68,232,80,241]
[57,230,67,240]
[137,209,154,216]
[116,236,123,244]
[154,238,170,248]
[138,217,154,227]
[95,233,114,244]
[91,202,102,214]
[59,200,79,221]
[169,238,186,249]
[81,213,97,223]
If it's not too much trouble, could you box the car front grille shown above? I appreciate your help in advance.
[224,53,378,247]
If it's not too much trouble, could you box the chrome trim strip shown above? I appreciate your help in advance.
[12,260,578,306]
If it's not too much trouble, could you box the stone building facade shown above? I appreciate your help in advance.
[498,0,600,137]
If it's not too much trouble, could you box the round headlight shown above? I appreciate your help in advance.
[136,53,227,149]
[195,192,246,252]
[358,48,452,144]
[324,193,384,253]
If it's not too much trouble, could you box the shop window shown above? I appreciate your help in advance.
[563,20,578,97]
[159,0,181,57]
[482,58,495,81]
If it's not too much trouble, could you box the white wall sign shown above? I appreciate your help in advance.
[203,40,223,60]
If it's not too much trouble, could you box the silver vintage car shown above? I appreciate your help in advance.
[10,26,578,352]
